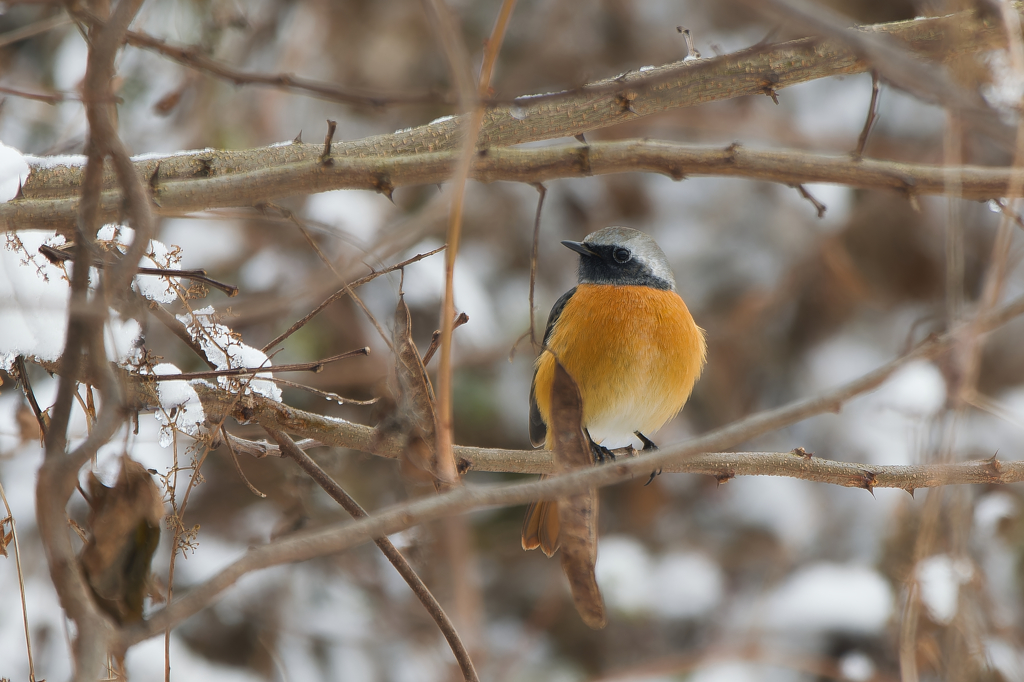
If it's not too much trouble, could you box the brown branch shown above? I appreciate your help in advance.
[142,348,369,381]
[14,141,1024,232]
[12,8,1010,211]
[0,84,76,105]
[266,429,479,682]
[106,289,1024,479]
[38,243,239,296]
[853,70,881,158]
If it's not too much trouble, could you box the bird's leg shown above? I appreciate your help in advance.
[584,428,615,464]
[636,431,662,486]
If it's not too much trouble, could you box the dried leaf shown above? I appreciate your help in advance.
[79,455,164,624]
[550,358,607,629]
[392,294,457,486]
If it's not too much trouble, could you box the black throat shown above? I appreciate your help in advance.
[577,244,674,290]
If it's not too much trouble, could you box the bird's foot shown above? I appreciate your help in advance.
[636,431,661,485]
[585,429,615,464]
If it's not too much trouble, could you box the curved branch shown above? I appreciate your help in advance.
[7,141,1024,231]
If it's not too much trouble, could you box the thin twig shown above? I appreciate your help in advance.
[0,479,36,682]
[853,70,881,158]
[222,425,266,498]
[528,183,545,350]
[0,85,76,105]
[141,347,369,381]
[422,312,469,366]
[267,429,480,682]
[38,243,239,296]
[0,14,72,49]
[260,242,445,353]
[793,184,827,218]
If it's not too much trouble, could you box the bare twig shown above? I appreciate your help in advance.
[528,183,545,350]
[261,245,446,352]
[141,347,369,381]
[38,243,239,296]
[0,13,72,49]
[266,429,480,682]
[0,84,76,105]
[793,184,827,218]
[222,425,266,498]
[853,70,881,158]
[421,312,469,366]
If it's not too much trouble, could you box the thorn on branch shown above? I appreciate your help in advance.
[762,73,781,104]
[574,133,587,144]
[149,162,160,192]
[905,487,915,498]
[714,472,734,486]
[859,470,876,496]
[617,89,639,114]
[321,119,337,165]
[456,458,471,475]
[791,447,813,459]
[293,130,302,144]
[793,184,827,218]
[372,173,395,203]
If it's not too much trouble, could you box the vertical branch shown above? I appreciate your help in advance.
[430,0,518,479]
[266,429,480,682]
[528,183,546,351]
[34,1,147,679]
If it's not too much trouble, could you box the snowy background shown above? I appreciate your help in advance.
[2,0,1024,680]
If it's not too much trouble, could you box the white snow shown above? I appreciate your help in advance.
[595,536,724,618]
[763,563,894,634]
[0,139,30,203]
[176,306,282,402]
[916,554,973,625]
[151,363,206,446]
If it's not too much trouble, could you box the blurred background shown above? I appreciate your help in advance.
[2,0,1024,680]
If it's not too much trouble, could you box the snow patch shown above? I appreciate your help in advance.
[764,563,893,634]
[0,140,30,203]
[917,554,974,625]
[150,363,206,446]
[176,306,282,402]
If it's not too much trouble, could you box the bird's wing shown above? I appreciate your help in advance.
[529,286,577,446]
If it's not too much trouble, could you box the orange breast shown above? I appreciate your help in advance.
[534,284,706,446]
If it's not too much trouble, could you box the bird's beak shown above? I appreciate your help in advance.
[561,240,597,257]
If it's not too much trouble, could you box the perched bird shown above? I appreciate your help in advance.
[523,226,706,556]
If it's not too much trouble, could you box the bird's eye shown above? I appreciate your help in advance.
[613,247,632,263]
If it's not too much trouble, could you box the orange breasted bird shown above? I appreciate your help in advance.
[522,226,707,556]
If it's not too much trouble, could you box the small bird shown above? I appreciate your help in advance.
[522,226,706,556]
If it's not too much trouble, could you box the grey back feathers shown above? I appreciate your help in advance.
[574,226,677,291]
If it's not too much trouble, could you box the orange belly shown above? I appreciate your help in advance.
[533,284,706,446]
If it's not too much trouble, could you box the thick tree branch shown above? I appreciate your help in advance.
[7,7,1009,224]
[9,141,1024,232]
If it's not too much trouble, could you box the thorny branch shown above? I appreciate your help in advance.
[12,141,1024,232]
[116,282,1024,645]
[4,6,1013,232]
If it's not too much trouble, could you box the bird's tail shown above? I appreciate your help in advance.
[521,490,560,557]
